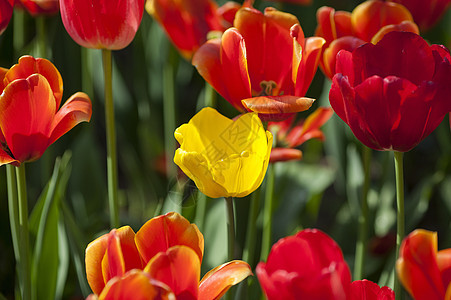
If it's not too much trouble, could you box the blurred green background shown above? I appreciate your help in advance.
[0,0,450,298]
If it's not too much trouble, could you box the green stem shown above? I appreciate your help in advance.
[13,9,25,58]
[194,192,208,232]
[36,16,46,58]
[102,49,119,229]
[204,82,216,108]
[394,151,405,299]
[243,187,261,265]
[163,47,177,179]
[6,165,20,262]
[225,197,236,261]
[16,165,31,300]
[354,146,372,280]
[261,163,275,260]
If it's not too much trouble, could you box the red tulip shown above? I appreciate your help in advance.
[59,0,145,50]
[268,107,333,162]
[146,0,242,60]
[0,55,92,166]
[329,31,451,152]
[18,0,59,16]
[388,0,451,31]
[256,229,352,300]
[315,0,419,79]
[396,229,451,300]
[262,0,311,5]
[349,280,395,300]
[0,0,13,34]
[193,6,324,120]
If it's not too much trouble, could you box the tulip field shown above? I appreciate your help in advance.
[0,0,451,299]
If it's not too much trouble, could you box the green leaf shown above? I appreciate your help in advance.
[30,152,72,300]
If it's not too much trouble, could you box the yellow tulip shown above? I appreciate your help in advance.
[174,107,272,198]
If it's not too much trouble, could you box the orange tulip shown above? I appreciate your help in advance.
[396,229,451,300]
[268,107,333,162]
[0,55,92,166]
[147,0,242,60]
[315,0,419,79]
[89,270,175,300]
[193,6,324,120]
[85,212,252,299]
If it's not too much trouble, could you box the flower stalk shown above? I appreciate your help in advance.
[225,197,236,261]
[102,49,119,228]
[394,151,405,299]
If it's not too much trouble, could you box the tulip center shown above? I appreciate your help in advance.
[257,80,280,97]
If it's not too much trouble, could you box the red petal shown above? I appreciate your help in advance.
[5,56,63,108]
[269,148,303,163]
[135,212,204,264]
[198,260,252,300]
[396,229,445,299]
[98,270,175,300]
[101,230,126,284]
[144,245,200,300]
[323,37,365,80]
[349,280,394,300]
[0,74,55,163]
[286,107,333,147]
[0,147,17,166]
[0,0,13,35]
[437,249,451,292]
[352,31,435,86]
[86,233,110,295]
[49,92,92,145]
[370,21,419,44]
[235,7,298,95]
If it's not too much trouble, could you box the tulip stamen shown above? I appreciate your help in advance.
[259,80,278,96]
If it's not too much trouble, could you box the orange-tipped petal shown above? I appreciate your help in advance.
[102,230,126,284]
[135,212,204,264]
[0,74,55,163]
[351,0,413,42]
[396,229,445,299]
[98,270,175,300]
[86,233,110,295]
[49,92,92,145]
[370,20,419,44]
[198,260,252,300]
[293,34,325,96]
[269,148,303,163]
[242,96,314,114]
[144,245,200,300]
[86,226,142,295]
[4,56,63,107]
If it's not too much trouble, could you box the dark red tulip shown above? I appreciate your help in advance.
[329,31,451,152]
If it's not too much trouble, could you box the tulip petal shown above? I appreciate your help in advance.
[0,147,17,166]
[144,245,200,300]
[352,31,434,86]
[234,7,298,95]
[285,107,333,147]
[396,229,445,299]
[351,0,413,42]
[370,21,419,45]
[242,96,314,114]
[86,226,142,295]
[198,260,252,300]
[437,249,451,293]
[135,212,204,264]
[349,280,394,300]
[270,148,303,163]
[4,56,63,107]
[0,74,55,163]
[98,270,175,300]
[49,92,92,145]
[326,37,365,81]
